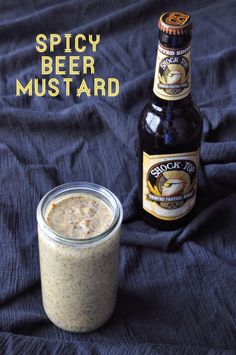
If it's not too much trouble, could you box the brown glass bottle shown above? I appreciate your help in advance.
[138,12,202,230]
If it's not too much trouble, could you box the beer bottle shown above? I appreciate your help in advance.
[138,11,202,230]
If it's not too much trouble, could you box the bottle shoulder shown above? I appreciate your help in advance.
[138,95,202,153]
[140,95,201,121]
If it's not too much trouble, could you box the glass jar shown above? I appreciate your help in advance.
[36,182,123,332]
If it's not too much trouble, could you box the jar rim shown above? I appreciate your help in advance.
[36,182,123,245]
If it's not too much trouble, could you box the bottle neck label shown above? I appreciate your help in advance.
[153,42,191,101]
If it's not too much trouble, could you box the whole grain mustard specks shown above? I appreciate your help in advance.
[38,192,121,332]
[46,194,113,238]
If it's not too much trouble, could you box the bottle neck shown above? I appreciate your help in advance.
[153,40,191,101]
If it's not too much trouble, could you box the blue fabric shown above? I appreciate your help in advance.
[0,0,236,354]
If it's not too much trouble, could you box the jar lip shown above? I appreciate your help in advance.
[36,182,123,245]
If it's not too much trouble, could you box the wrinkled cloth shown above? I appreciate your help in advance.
[0,0,236,354]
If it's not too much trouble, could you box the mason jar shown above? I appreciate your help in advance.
[36,182,123,332]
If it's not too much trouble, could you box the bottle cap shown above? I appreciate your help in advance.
[158,11,192,36]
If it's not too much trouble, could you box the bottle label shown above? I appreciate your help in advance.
[153,43,191,101]
[142,150,199,221]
